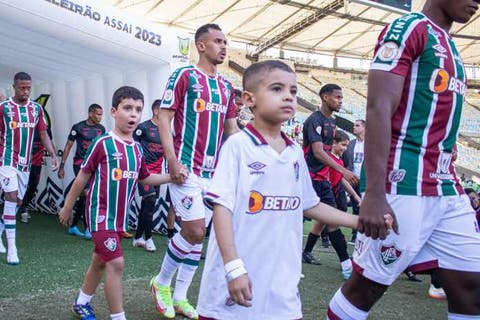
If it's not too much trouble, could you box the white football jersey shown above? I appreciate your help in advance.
[198,124,319,320]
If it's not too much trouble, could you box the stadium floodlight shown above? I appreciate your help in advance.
[349,0,412,14]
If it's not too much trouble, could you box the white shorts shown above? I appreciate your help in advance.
[353,194,480,285]
[0,166,29,200]
[169,174,212,224]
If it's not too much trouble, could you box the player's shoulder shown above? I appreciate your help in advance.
[171,64,195,79]
[383,12,428,42]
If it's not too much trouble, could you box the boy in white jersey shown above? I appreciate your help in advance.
[59,86,186,320]
[327,1,480,320]
[196,60,393,320]
[0,72,58,265]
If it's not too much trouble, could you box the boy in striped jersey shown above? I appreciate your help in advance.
[151,23,239,319]
[59,86,184,320]
[0,72,58,265]
[328,1,480,319]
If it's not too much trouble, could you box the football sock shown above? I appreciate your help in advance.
[110,312,126,320]
[76,289,93,305]
[173,243,202,302]
[72,195,86,228]
[431,272,443,289]
[4,201,17,253]
[328,288,368,320]
[167,228,175,239]
[304,232,319,253]
[156,233,193,286]
[448,314,480,319]
[329,229,350,262]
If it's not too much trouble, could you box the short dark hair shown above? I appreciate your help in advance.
[112,86,144,109]
[195,23,222,43]
[319,83,341,97]
[234,89,242,98]
[152,99,162,113]
[243,60,295,92]
[355,119,366,126]
[334,130,350,143]
[465,188,476,195]
[13,72,31,84]
[88,103,102,113]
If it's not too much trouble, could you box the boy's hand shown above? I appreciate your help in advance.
[383,213,398,235]
[58,208,73,227]
[169,160,187,185]
[51,157,59,172]
[228,274,252,307]
[178,165,188,179]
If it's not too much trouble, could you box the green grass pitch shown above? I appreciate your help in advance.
[0,214,446,319]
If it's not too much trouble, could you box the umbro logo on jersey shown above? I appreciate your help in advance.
[192,83,204,92]
[248,191,300,214]
[112,152,123,160]
[248,161,266,175]
[104,237,117,252]
[432,44,448,59]
[380,245,402,265]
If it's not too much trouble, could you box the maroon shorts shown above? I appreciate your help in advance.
[92,231,124,262]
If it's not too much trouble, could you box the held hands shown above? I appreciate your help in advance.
[57,167,65,179]
[169,160,188,184]
[358,194,399,240]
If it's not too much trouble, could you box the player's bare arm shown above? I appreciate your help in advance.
[224,118,240,137]
[305,203,395,237]
[140,165,187,186]
[39,129,59,171]
[58,170,91,226]
[341,177,362,204]
[213,204,252,308]
[312,141,358,185]
[157,108,186,185]
[58,139,74,179]
[359,70,403,239]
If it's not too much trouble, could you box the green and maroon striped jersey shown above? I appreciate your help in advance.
[0,98,48,172]
[160,65,236,178]
[81,132,150,232]
[369,12,465,196]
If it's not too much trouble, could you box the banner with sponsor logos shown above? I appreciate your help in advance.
[0,0,191,233]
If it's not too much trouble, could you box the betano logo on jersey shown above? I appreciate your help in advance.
[111,168,138,181]
[193,98,228,114]
[9,121,35,129]
[429,68,466,95]
[248,190,300,214]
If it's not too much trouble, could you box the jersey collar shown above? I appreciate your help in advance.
[243,123,294,147]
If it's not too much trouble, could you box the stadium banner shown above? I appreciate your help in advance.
[0,0,191,233]
[349,0,411,13]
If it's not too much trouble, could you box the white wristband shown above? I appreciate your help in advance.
[226,266,247,283]
[224,258,244,274]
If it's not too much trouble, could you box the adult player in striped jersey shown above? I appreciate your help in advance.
[0,72,58,265]
[328,1,480,319]
[59,86,183,320]
[151,23,239,319]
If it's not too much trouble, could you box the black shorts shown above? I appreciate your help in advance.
[311,180,337,208]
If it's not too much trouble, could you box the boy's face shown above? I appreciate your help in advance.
[333,140,349,156]
[247,69,297,124]
[468,191,480,209]
[111,98,143,137]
